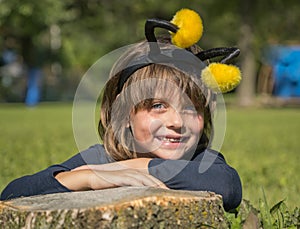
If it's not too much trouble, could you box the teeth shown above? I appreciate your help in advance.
[161,137,181,143]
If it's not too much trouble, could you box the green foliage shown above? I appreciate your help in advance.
[226,194,300,228]
[1,0,300,69]
[1,0,300,103]
[0,0,68,35]
[264,196,300,228]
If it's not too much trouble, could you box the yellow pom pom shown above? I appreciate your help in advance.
[201,63,242,93]
[170,8,203,48]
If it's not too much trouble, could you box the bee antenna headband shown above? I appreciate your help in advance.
[117,8,242,94]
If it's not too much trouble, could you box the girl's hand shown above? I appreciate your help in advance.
[55,158,168,191]
[89,169,168,190]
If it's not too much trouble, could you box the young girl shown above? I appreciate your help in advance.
[0,9,242,212]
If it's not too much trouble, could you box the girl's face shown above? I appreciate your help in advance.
[129,94,204,160]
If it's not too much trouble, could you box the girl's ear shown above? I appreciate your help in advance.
[126,113,132,128]
[126,120,130,128]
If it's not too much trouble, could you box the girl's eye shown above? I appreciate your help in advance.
[151,103,167,110]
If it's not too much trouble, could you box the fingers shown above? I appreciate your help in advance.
[141,173,169,189]
[73,163,168,189]
[91,169,168,190]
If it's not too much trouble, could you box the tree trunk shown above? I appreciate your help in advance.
[237,0,257,107]
[0,187,227,228]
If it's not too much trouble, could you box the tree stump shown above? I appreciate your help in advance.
[0,187,227,228]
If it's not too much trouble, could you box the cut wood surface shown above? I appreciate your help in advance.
[0,187,227,228]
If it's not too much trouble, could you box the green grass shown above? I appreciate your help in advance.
[0,103,77,190]
[0,103,299,213]
[222,107,300,210]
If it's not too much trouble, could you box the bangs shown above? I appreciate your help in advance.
[121,64,206,112]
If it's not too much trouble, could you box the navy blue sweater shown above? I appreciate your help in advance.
[0,144,242,211]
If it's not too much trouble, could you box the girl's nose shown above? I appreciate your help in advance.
[165,108,183,129]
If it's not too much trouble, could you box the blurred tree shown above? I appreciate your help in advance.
[236,0,257,106]
[0,0,71,102]
[1,0,300,103]
[0,0,69,65]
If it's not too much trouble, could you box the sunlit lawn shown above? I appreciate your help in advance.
[0,102,299,210]
[0,103,77,188]
[223,107,300,210]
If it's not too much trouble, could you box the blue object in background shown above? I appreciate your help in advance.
[25,68,42,106]
[266,45,300,98]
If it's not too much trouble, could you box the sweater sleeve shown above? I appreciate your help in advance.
[148,149,242,211]
[0,144,111,201]
[0,165,72,201]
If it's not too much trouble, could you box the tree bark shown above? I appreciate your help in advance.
[0,187,227,228]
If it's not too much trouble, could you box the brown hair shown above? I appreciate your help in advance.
[98,38,216,161]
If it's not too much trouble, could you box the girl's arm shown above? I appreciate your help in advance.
[0,148,164,200]
[1,145,241,211]
[67,152,242,211]
[0,145,104,200]
[55,159,167,191]
[0,165,73,200]
[148,155,242,212]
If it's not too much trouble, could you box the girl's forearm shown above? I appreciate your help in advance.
[73,158,152,173]
[55,170,94,191]
[55,158,164,192]
[55,170,121,191]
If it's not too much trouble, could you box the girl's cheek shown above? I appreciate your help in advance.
[148,119,164,132]
[190,115,204,132]
[184,114,203,128]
